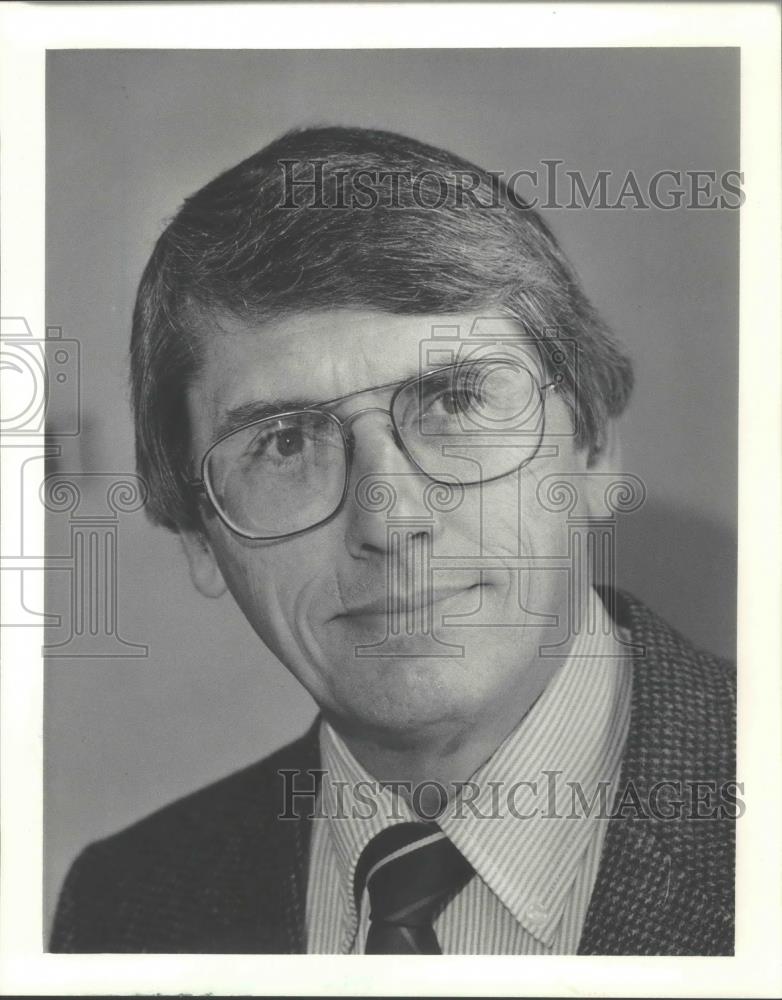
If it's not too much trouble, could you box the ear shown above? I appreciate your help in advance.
[586,418,622,471]
[179,528,228,598]
[583,419,623,516]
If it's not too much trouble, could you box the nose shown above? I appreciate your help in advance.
[342,408,436,557]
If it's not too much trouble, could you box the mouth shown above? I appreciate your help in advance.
[335,583,481,619]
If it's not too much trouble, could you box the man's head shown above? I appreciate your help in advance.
[130,126,633,749]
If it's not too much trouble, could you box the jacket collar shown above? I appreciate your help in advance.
[578,586,734,954]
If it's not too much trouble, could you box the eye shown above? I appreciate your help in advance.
[272,426,304,458]
[437,387,476,416]
[422,375,480,420]
[250,423,307,462]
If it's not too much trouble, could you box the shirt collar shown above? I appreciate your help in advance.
[438,605,632,945]
[318,591,632,949]
[318,721,418,951]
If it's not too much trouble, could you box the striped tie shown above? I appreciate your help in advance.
[354,822,474,954]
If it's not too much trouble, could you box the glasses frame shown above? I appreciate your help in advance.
[188,358,560,541]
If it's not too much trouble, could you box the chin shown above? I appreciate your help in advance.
[324,651,491,740]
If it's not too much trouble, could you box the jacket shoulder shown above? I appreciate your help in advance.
[607,585,736,725]
[581,587,737,956]
[49,721,320,953]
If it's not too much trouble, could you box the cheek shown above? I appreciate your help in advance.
[471,473,572,600]
[443,472,569,561]
[460,475,539,556]
[214,547,277,629]
[208,529,340,637]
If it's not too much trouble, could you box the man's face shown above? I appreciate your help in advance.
[184,310,608,748]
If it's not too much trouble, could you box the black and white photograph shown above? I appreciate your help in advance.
[0,3,780,997]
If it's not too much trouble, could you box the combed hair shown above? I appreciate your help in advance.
[130,125,633,532]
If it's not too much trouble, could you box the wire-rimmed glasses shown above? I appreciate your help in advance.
[189,357,559,540]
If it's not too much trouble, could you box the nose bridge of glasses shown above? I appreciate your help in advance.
[340,403,408,463]
[322,375,395,431]
[341,402,393,429]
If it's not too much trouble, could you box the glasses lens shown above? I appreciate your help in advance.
[204,411,347,538]
[394,359,545,484]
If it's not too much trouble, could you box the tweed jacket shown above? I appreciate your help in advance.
[50,588,736,955]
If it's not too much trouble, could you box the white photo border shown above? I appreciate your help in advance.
[1,2,780,996]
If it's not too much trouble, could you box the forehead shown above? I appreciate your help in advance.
[187,309,537,447]
[204,310,436,395]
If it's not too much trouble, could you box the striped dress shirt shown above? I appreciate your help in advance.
[306,600,632,954]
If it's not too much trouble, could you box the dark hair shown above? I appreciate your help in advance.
[130,125,633,532]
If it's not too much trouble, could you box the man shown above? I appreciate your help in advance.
[50,126,736,955]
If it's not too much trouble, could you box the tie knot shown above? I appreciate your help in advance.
[354,822,474,932]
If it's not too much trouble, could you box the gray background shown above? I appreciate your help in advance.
[44,49,738,939]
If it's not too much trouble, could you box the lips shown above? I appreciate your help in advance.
[336,583,480,618]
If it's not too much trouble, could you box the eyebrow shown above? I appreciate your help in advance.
[214,398,320,440]
[212,365,431,442]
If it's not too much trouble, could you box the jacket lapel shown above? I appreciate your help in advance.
[579,586,734,955]
[251,718,321,953]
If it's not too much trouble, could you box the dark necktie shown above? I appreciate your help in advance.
[353,821,474,954]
